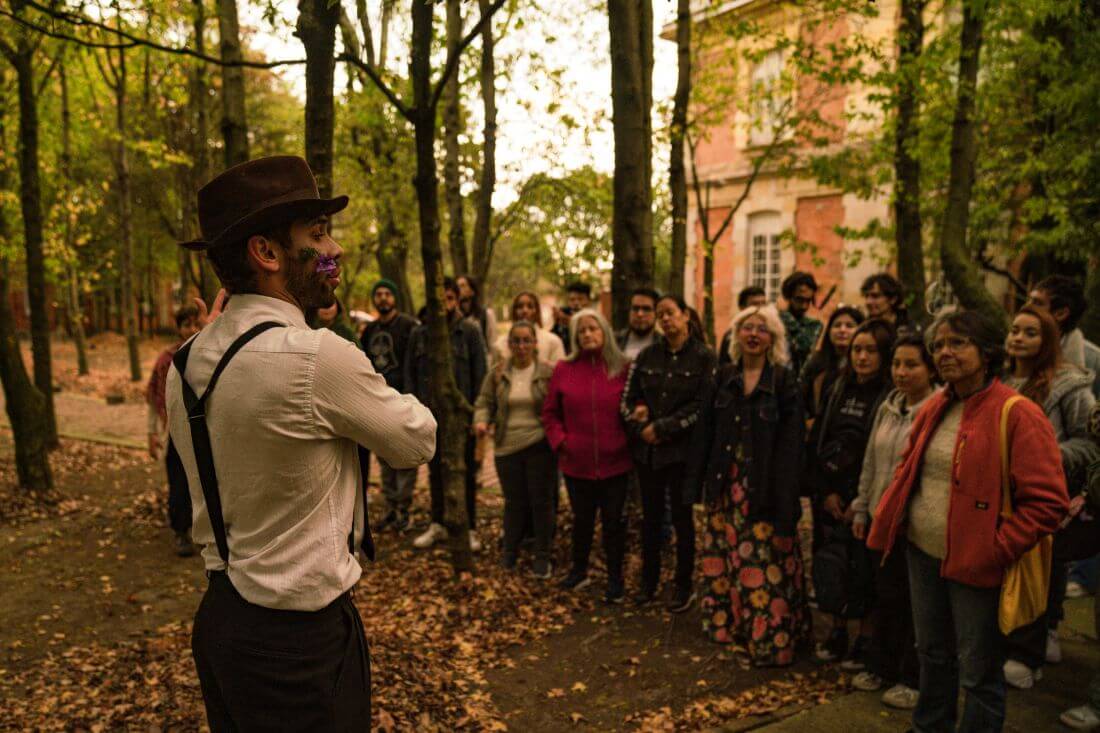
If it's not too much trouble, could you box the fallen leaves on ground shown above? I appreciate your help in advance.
[627,670,848,731]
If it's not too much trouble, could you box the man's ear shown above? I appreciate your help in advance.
[246,234,282,275]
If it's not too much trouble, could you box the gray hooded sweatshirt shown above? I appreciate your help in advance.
[852,387,935,526]
[1005,363,1099,485]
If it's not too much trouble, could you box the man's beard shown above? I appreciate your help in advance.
[287,257,335,311]
[631,324,654,336]
[375,302,394,316]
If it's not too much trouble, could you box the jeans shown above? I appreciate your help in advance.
[495,440,557,564]
[565,473,628,582]
[869,538,918,688]
[908,544,1005,733]
[379,460,416,513]
[428,435,478,528]
[165,439,192,535]
[638,463,695,593]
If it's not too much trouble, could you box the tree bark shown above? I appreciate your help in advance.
[216,0,250,167]
[59,57,89,376]
[894,0,927,325]
[442,0,468,275]
[470,0,497,285]
[937,0,1003,327]
[1082,262,1100,344]
[410,0,473,573]
[0,112,53,493]
[191,0,221,304]
[297,0,340,197]
[666,0,690,297]
[607,0,654,328]
[11,48,59,446]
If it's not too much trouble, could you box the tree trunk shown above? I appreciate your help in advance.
[1082,262,1100,344]
[191,0,221,304]
[12,50,59,446]
[376,207,414,315]
[607,0,654,328]
[894,0,927,325]
[937,0,1003,327]
[217,0,250,167]
[666,0,690,297]
[470,0,497,285]
[442,0,468,275]
[297,0,340,197]
[0,111,53,492]
[112,36,142,382]
[59,58,89,376]
[702,240,715,343]
[410,0,473,573]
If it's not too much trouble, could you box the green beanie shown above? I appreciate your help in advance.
[372,278,400,297]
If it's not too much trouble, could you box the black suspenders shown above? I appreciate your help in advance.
[172,321,375,567]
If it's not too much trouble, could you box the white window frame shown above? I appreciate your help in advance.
[749,49,784,147]
[748,211,783,303]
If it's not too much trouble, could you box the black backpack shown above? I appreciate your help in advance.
[812,523,873,619]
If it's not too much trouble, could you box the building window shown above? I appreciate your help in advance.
[748,211,782,302]
[749,49,784,147]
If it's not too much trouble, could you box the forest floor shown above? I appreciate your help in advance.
[0,334,1093,731]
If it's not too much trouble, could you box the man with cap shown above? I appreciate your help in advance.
[360,278,421,532]
[167,155,436,730]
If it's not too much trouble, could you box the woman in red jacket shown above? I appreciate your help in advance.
[542,308,633,603]
[868,310,1068,733]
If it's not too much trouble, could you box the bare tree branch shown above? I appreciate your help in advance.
[427,0,506,113]
[339,53,412,121]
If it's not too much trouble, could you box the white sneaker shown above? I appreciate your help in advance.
[881,684,919,710]
[1061,705,1100,730]
[469,530,482,553]
[1066,581,1088,599]
[1047,628,1063,664]
[1003,659,1041,689]
[413,522,448,549]
[852,671,884,691]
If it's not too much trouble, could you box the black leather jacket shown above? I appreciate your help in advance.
[621,336,717,470]
[685,360,805,535]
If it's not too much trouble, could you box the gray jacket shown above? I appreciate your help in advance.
[852,388,934,525]
[472,360,554,446]
[1008,363,1099,486]
[1062,328,1100,398]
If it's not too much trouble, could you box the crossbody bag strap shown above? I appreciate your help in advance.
[172,321,283,565]
[999,395,1026,520]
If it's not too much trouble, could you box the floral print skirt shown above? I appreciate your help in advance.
[700,470,809,666]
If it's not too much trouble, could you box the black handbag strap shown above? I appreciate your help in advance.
[173,322,282,564]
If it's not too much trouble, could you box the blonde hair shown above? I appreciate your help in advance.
[566,308,628,376]
[727,305,790,366]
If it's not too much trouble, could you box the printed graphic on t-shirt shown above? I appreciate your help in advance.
[368,330,399,376]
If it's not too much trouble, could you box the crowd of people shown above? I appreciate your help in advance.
[153,263,1100,731]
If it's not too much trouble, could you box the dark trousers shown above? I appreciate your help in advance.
[908,544,1005,733]
[869,538,918,688]
[638,463,695,593]
[428,436,478,528]
[165,439,192,535]
[1005,559,1068,670]
[565,474,628,582]
[495,440,557,563]
[192,572,370,732]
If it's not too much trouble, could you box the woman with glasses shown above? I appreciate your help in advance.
[687,305,809,666]
[869,310,1068,733]
[622,294,717,612]
[492,291,566,367]
[474,321,557,578]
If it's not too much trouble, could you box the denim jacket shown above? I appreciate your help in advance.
[686,360,805,535]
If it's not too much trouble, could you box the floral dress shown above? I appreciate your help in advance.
[701,447,810,666]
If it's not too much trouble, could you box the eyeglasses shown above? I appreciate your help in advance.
[509,337,536,346]
[929,336,972,355]
[739,323,771,335]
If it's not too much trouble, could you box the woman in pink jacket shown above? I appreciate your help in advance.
[542,308,633,603]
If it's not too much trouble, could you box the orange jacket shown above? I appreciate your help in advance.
[867,379,1068,588]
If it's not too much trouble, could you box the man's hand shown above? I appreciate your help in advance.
[640,423,659,445]
[823,493,845,521]
[630,404,649,423]
[148,433,160,460]
[194,288,228,327]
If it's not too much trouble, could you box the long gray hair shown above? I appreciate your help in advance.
[566,308,628,376]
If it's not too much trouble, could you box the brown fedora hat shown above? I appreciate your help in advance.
[179,155,349,251]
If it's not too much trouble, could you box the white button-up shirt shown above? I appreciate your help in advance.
[167,295,436,611]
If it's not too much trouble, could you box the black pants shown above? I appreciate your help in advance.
[165,439,192,535]
[638,463,695,593]
[869,539,919,688]
[565,474,628,582]
[495,440,557,563]
[428,436,478,528]
[192,572,370,732]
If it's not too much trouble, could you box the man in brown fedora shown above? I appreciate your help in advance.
[166,155,436,730]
